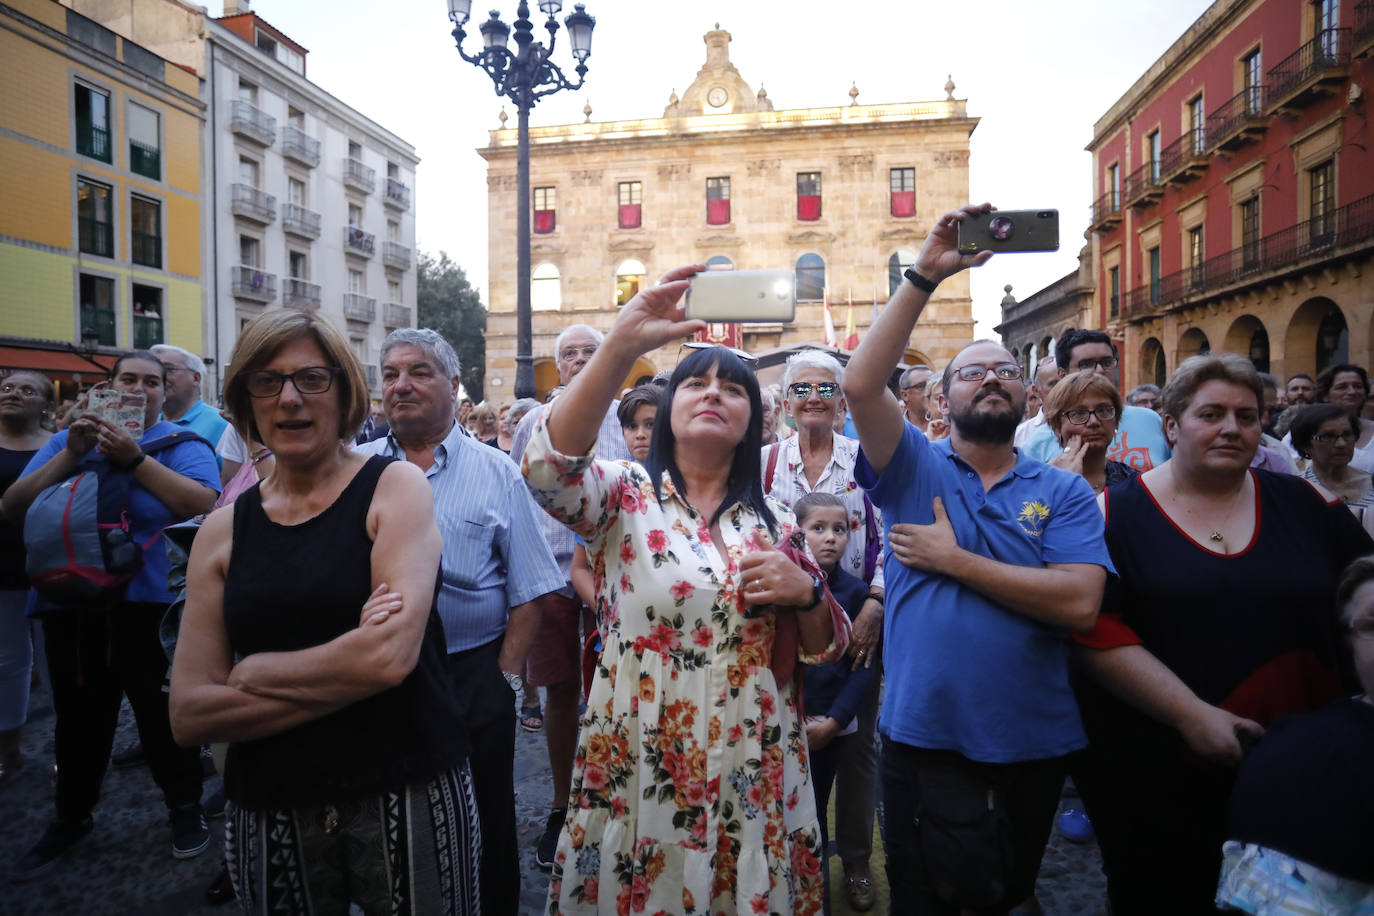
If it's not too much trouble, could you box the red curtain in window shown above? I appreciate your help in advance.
[618,204,641,230]
[797,195,821,222]
[707,199,731,225]
[890,191,915,218]
[534,210,555,234]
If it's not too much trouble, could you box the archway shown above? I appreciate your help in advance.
[1176,327,1210,365]
[1223,314,1270,373]
[1285,297,1345,377]
[1039,336,1054,365]
[1140,337,1166,386]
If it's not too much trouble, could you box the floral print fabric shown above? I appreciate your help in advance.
[523,417,840,915]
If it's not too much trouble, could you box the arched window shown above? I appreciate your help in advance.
[531,262,561,311]
[795,253,825,302]
[615,259,646,307]
[888,248,918,295]
[706,255,734,270]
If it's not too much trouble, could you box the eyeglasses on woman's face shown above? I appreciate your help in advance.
[953,363,1023,382]
[0,382,43,397]
[1063,405,1117,426]
[1311,431,1357,445]
[788,381,838,400]
[245,366,342,398]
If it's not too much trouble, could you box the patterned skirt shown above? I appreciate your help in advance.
[225,762,482,916]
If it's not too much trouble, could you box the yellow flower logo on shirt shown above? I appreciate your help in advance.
[1016,500,1051,537]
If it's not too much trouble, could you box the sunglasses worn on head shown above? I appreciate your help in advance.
[678,342,758,366]
[789,382,838,400]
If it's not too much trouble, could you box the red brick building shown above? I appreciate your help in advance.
[1088,0,1374,386]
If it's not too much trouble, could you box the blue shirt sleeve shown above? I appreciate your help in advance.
[1040,470,1114,572]
[19,431,67,478]
[1022,421,1061,463]
[501,466,565,608]
[856,422,930,507]
[158,433,221,493]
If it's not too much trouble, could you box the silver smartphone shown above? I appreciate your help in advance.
[957,209,1060,254]
[685,269,796,323]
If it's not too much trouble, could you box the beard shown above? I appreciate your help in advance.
[949,387,1024,444]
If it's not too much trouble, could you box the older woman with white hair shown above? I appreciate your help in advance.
[762,348,887,911]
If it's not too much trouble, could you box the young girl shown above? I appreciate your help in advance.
[794,491,879,914]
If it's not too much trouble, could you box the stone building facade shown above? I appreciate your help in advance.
[480,26,978,398]
[995,247,1097,373]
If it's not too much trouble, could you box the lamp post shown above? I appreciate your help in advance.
[447,0,596,399]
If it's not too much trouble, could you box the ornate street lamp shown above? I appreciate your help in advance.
[448,0,595,399]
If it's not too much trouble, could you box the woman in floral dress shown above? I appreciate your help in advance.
[523,264,847,915]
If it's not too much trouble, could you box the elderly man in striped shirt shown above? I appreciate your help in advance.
[358,328,564,916]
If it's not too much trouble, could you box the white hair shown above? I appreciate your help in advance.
[759,387,775,412]
[150,344,205,378]
[782,349,844,393]
[380,328,461,379]
[553,324,605,369]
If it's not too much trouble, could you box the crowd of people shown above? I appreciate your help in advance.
[0,202,1371,916]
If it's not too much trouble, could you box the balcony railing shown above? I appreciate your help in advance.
[1120,193,1374,319]
[283,278,322,310]
[1091,191,1122,231]
[343,293,377,322]
[281,203,321,239]
[1266,28,1351,112]
[230,184,276,224]
[344,226,375,257]
[384,178,411,210]
[1158,129,1208,185]
[132,314,163,350]
[382,241,412,271]
[383,303,412,327]
[343,158,375,193]
[281,126,320,168]
[131,230,161,268]
[81,307,116,345]
[129,140,160,179]
[231,265,277,302]
[76,118,110,162]
[1205,87,1268,153]
[1357,0,1374,57]
[78,217,113,257]
[1123,160,1163,209]
[229,100,276,146]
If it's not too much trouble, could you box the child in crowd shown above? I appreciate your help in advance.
[794,491,878,914]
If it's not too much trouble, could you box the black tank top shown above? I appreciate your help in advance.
[222,455,467,809]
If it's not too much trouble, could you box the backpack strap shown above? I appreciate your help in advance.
[140,429,214,456]
[764,442,781,494]
[862,491,880,583]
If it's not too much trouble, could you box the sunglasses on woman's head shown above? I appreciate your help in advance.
[678,341,758,366]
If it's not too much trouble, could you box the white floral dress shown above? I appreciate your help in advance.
[523,418,843,915]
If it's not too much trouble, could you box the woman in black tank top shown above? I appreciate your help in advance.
[169,312,479,916]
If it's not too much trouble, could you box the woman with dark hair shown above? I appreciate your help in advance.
[1315,363,1374,474]
[1071,353,1373,915]
[4,352,219,878]
[524,264,844,914]
[1291,403,1374,533]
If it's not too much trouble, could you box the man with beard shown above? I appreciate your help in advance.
[842,203,1114,915]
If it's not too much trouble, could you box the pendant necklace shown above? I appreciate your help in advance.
[1208,480,1249,545]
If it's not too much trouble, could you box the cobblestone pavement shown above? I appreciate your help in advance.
[1,685,1108,915]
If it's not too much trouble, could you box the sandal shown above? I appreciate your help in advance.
[519,704,544,733]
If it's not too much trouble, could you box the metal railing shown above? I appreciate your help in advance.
[383,303,412,327]
[1121,193,1374,318]
[231,265,277,302]
[344,226,375,256]
[1091,191,1121,228]
[80,307,116,345]
[343,158,376,193]
[230,184,276,223]
[229,100,276,145]
[343,293,376,322]
[385,178,411,209]
[129,140,160,179]
[283,278,321,310]
[382,241,411,270]
[132,314,163,350]
[281,126,320,167]
[1123,159,1162,206]
[76,119,110,161]
[131,230,161,268]
[78,217,113,257]
[1206,88,1266,150]
[1266,28,1351,106]
[1157,129,1207,180]
[281,203,321,238]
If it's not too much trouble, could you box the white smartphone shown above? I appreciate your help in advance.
[685,269,796,323]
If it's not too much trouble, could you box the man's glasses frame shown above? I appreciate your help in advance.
[1311,431,1358,444]
[245,366,343,398]
[953,363,1023,383]
[557,345,599,362]
[1073,356,1119,371]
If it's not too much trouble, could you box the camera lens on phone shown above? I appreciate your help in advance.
[989,216,1015,241]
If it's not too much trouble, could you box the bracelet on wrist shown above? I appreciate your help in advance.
[118,450,146,472]
[903,266,939,294]
[866,592,884,607]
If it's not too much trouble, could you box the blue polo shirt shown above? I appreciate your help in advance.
[170,398,234,470]
[856,424,1113,763]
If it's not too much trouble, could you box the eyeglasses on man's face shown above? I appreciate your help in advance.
[1311,431,1358,445]
[788,381,839,400]
[953,363,1023,383]
[1074,356,1118,371]
[245,366,342,398]
[558,345,598,362]
[0,382,43,397]
[1063,405,1117,425]
[677,342,758,366]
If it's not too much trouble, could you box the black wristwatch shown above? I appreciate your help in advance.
[800,573,825,610]
[117,450,146,472]
[903,266,939,294]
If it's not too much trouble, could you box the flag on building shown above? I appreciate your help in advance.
[823,289,837,348]
[844,293,859,350]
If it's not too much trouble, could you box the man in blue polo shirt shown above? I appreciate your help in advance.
[151,345,241,482]
[842,203,1114,914]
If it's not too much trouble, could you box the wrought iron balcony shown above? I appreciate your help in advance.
[1206,88,1268,153]
[131,230,161,268]
[78,217,113,257]
[231,265,277,303]
[1123,160,1164,210]
[343,158,375,193]
[1119,193,1374,319]
[344,226,375,257]
[281,203,321,239]
[76,118,110,162]
[383,302,412,328]
[129,140,160,179]
[1091,191,1122,232]
[1267,29,1351,112]
[230,184,276,224]
[382,241,412,271]
[343,293,377,322]
[281,126,321,168]
[229,101,276,146]
[283,278,321,310]
[384,178,411,210]
[1158,130,1208,185]
[1357,0,1374,58]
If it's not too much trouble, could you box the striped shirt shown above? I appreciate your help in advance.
[357,421,564,653]
[510,400,630,589]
